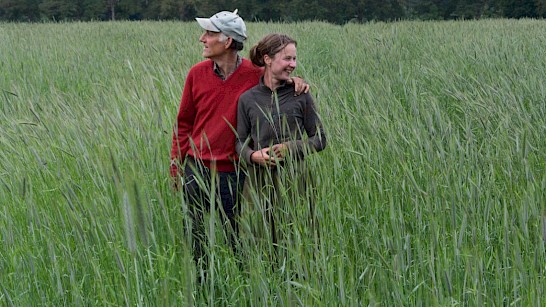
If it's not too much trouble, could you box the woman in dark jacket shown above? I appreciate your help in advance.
[236,33,327,260]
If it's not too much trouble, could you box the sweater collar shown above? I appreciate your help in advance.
[213,55,242,80]
[258,76,290,93]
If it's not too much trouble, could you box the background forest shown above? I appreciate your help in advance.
[1,0,545,23]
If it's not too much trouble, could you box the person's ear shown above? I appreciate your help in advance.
[264,54,272,66]
[224,37,232,49]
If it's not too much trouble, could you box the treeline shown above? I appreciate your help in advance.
[0,0,544,23]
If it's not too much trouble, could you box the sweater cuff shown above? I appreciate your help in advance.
[244,150,255,165]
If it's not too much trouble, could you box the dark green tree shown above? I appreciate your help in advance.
[117,0,143,20]
[367,0,405,21]
[77,0,109,20]
[158,0,181,19]
[228,0,257,20]
[535,0,546,17]
[502,0,538,17]
[39,0,79,20]
[0,0,41,21]
[179,0,197,20]
[285,0,328,21]
[249,0,284,21]
[413,0,441,19]
[106,0,119,20]
[0,0,543,22]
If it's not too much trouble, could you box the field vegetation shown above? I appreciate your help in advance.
[1,19,545,305]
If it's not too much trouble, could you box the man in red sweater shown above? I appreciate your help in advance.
[170,9,307,271]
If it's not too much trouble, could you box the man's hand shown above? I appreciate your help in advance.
[289,76,309,95]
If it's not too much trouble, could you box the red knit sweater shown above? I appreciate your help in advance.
[170,58,263,175]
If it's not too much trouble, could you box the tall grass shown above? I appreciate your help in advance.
[1,19,545,305]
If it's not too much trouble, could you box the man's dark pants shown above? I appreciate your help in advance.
[183,157,244,267]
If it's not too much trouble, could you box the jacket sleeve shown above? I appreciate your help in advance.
[235,95,255,165]
[170,71,197,177]
[286,93,327,157]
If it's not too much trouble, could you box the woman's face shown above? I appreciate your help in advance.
[267,43,297,83]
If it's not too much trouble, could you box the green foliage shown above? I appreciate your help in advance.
[0,0,41,21]
[0,0,544,22]
[39,0,78,20]
[502,0,540,18]
[1,19,545,305]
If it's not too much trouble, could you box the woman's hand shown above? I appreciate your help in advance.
[251,144,288,167]
[270,143,288,160]
[251,148,274,167]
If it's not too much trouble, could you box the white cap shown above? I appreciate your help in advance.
[196,9,247,43]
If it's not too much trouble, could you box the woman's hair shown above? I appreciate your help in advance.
[249,33,297,67]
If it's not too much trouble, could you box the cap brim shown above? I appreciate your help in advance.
[196,18,220,32]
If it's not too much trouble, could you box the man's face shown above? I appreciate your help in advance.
[199,31,228,59]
